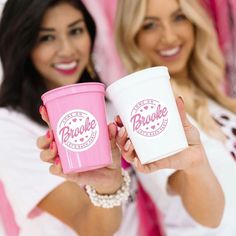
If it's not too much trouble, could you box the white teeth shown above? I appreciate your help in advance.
[159,47,180,56]
[54,61,77,70]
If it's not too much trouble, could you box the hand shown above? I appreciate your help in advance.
[116,97,209,174]
[37,106,123,194]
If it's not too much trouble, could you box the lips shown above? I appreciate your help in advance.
[158,46,181,57]
[54,61,79,75]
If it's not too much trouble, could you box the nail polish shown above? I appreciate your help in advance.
[118,127,125,137]
[54,156,60,165]
[39,105,43,114]
[50,142,54,150]
[46,130,50,139]
[178,96,184,104]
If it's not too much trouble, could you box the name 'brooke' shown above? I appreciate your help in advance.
[130,104,168,131]
[59,117,96,144]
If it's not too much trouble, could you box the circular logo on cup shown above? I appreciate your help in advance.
[130,99,168,137]
[57,109,99,152]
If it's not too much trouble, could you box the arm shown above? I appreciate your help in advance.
[168,149,224,228]
[116,97,225,228]
[38,180,122,236]
[37,107,124,235]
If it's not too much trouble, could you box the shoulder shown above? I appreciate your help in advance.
[0,107,46,137]
[0,107,46,170]
[208,100,235,120]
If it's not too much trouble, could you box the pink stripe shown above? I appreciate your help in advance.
[137,181,164,236]
[0,181,20,236]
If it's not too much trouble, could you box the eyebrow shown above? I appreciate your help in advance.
[144,8,182,21]
[39,18,84,32]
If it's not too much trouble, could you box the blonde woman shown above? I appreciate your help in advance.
[115,0,236,235]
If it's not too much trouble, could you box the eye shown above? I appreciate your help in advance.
[142,21,159,31]
[38,35,55,43]
[174,14,187,22]
[70,27,84,36]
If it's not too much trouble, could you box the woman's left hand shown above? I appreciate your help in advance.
[116,96,209,174]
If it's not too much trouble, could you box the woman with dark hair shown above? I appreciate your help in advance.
[0,0,98,124]
[0,0,128,235]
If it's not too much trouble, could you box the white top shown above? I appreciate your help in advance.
[108,100,236,236]
[0,101,236,236]
[0,108,77,236]
[136,101,236,236]
[0,105,137,236]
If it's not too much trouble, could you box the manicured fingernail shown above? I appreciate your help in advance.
[113,123,118,137]
[46,130,50,139]
[118,127,125,137]
[124,140,131,151]
[39,105,44,114]
[50,142,54,150]
[178,96,184,104]
[54,156,60,165]
[134,158,138,168]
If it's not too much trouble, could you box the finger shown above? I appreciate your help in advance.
[108,123,118,149]
[176,96,200,145]
[40,141,58,163]
[176,96,191,129]
[36,129,54,149]
[133,158,152,173]
[116,126,128,148]
[115,115,123,128]
[39,105,51,127]
[49,162,65,177]
[137,149,192,172]
[107,123,121,169]
[121,139,136,163]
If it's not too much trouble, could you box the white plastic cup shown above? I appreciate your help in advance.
[106,66,188,164]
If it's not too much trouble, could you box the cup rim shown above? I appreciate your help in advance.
[41,82,105,104]
[106,66,169,94]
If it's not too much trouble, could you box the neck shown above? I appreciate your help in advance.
[171,69,189,83]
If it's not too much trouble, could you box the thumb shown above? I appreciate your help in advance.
[39,105,51,128]
[176,96,191,129]
[108,123,118,149]
[176,96,200,145]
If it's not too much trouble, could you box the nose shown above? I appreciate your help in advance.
[57,37,75,58]
[160,23,178,44]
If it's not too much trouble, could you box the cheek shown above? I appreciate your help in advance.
[31,47,50,67]
[137,32,158,51]
[79,35,92,60]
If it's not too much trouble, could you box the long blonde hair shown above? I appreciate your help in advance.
[115,0,236,140]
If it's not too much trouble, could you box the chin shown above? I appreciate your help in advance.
[165,64,186,77]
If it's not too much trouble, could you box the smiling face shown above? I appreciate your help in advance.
[136,0,195,79]
[31,2,91,89]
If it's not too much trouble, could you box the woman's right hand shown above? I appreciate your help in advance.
[37,106,123,195]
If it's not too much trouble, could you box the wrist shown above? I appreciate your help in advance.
[85,169,131,208]
[95,169,123,195]
[182,144,210,176]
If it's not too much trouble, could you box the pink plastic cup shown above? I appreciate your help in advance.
[41,83,112,174]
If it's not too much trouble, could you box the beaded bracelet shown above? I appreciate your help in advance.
[85,169,131,208]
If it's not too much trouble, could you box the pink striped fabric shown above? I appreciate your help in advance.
[0,181,19,236]
[82,0,126,86]
[201,0,236,97]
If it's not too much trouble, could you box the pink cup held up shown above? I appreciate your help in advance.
[41,83,112,174]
